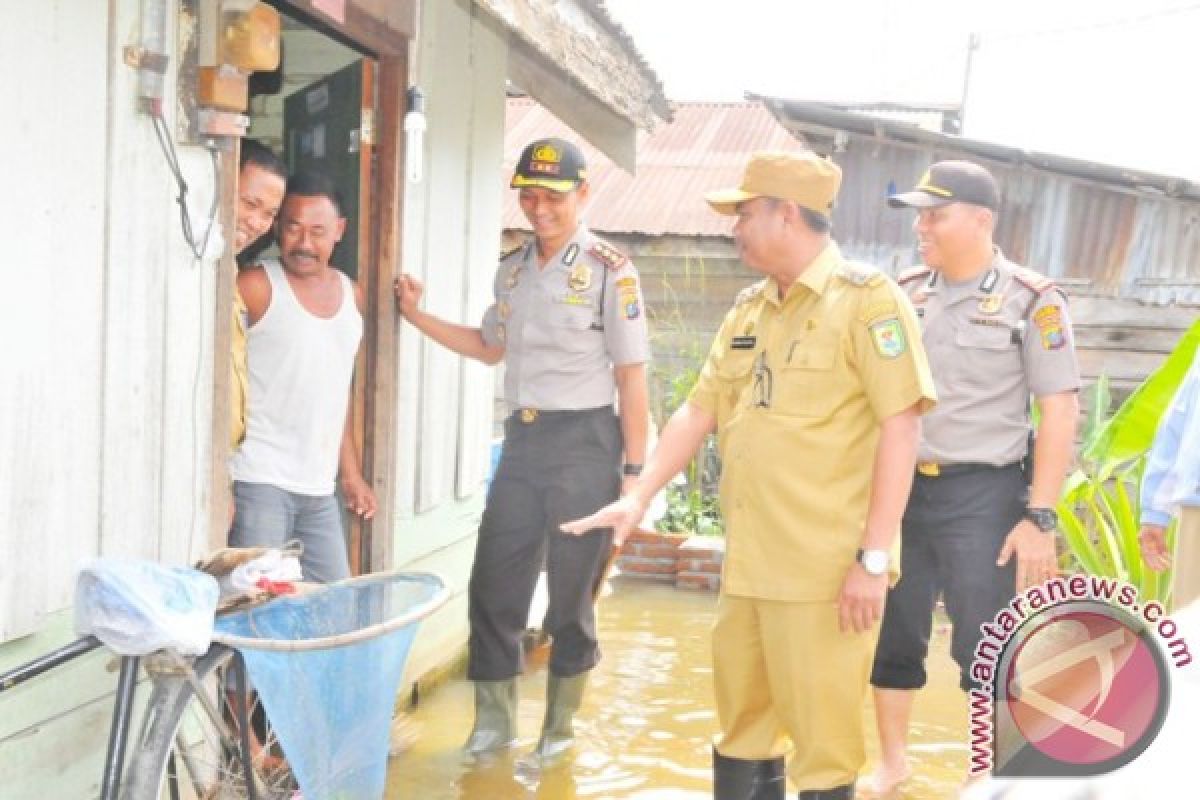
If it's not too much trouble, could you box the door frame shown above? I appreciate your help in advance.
[210,2,409,574]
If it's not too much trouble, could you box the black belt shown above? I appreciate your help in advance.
[508,405,613,425]
[915,461,1021,478]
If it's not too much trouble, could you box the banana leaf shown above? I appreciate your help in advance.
[1083,318,1200,478]
[1080,373,1111,451]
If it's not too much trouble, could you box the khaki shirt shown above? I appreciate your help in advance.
[900,250,1081,466]
[481,226,649,410]
[689,243,936,602]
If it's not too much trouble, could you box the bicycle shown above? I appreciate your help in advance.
[1,568,449,800]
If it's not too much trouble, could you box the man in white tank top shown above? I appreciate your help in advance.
[229,172,375,583]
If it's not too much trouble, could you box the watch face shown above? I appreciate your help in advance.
[861,550,888,575]
[1026,508,1058,531]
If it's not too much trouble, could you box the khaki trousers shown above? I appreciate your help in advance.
[1173,506,1200,610]
[712,593,878,791]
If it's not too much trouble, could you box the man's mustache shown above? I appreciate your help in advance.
[287,249,319,260]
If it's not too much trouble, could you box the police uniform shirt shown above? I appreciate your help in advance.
[688,242,937,603]
[900,249,1081,466]
[480,226,649,410]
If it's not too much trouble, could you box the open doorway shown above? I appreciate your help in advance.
[240,8,378,574]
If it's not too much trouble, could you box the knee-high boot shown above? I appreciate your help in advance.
[463,679,518,756]
[528,671,587,765]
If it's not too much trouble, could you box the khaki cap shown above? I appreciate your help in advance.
[706,151,842,216]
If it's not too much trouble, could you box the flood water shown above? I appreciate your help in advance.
[387,578,968,799]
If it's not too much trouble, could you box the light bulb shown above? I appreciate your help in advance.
[404,87,426,184]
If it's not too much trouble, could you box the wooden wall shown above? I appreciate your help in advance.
[1,0,222,794]
[391,0,509,682]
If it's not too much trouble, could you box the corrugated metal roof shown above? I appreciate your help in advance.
[754,95,1200,202]
[754,95,1200,305]
[503,98,806,237]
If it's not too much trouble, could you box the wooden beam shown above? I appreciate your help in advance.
[507,42,638,173]
[279,0,415,56]
[362,51,408,572]
[208,148,240,553]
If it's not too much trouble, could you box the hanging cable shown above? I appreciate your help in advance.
[150,112,220,261]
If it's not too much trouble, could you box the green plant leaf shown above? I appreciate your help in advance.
[1080,374,1112,454]
[1057,502,1104,575]
[1085,319,1200,474]
[1098,481,1141,587]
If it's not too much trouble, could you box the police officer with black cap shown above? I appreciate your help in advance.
[394,137,650,767]
[862,161,1081,796]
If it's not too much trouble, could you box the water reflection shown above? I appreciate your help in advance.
[387,579,966,799]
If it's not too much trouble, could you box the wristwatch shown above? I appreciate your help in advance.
[622,463,643,477]
[1023,507,1058,532]
[857,548,889,577]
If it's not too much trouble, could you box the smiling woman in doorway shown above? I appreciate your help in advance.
[394,137,650,769]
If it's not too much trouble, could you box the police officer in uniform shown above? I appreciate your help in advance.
[394,137,649,766]
[565,151,937,800]
[864,161,1081,796]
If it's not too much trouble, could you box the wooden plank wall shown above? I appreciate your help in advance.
[2,0,222,795]
[1069,296,1197,407]
[614,235,751,422]
[1,0,109,641]
[395,0,506,522]
[455,12,507,500]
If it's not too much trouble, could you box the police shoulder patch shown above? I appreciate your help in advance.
[734,280,766,306]
[1010,266,1056,294]
[499,239,528,262]
[588,239,628,271]
[897,265,932,285]
[837,262,883,287]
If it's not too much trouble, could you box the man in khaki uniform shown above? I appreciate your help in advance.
[866,161,1080,795]
[565,152,936,799]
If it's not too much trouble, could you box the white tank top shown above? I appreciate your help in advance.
[231,259,363,495]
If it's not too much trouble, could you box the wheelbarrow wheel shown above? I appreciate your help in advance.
[122,643,298,799]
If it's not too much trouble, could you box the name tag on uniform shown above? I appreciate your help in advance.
[555,292,593,307]
[731,336,756,350]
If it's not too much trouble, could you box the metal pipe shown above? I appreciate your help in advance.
[0,636,102,694]
[233,652,261,800]
[99,655,141,800]
[138,0,170,113]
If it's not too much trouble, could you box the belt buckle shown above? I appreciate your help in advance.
[519,408,539,424]
[916,461,940,477]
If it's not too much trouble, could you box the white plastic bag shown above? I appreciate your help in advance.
[227,549,303,592]
[74,558,219,656]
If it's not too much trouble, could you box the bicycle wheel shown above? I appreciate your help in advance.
[122,644,299,799]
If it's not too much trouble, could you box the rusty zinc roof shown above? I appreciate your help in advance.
[753,94,1200,306]
[503,98,807,237]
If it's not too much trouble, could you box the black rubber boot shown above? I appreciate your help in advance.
[713,747,786,800]
[797,783,854,800]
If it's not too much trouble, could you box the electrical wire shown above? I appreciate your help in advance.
[186,147,223,561]
[150,112,220,261]
[986,2,1200,42]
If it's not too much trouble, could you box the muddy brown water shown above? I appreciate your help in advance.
[387,578,967,799]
